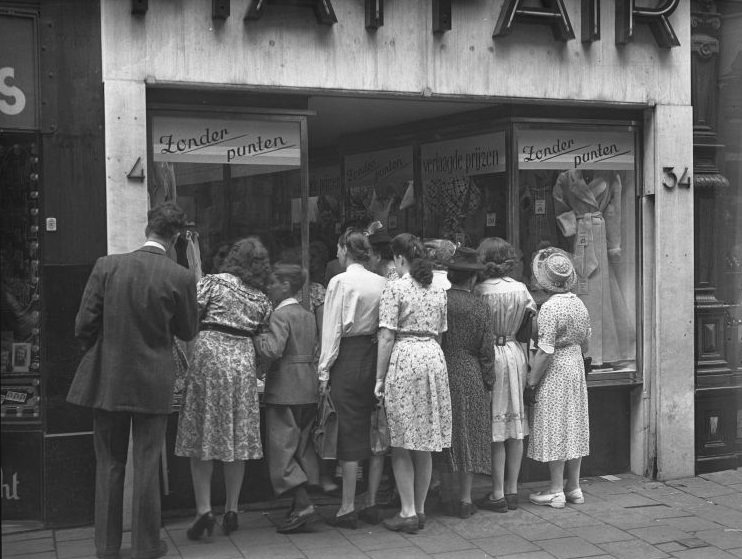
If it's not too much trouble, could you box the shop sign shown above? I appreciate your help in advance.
[420,132,506,183]
[518,129,634,170]
[152,116,301,167]
[0,14,38,130]
[309,164,341,196]
[0,431,42,520]
[345,146,414,224]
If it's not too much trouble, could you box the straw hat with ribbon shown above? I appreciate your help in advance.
[532,247,577,294]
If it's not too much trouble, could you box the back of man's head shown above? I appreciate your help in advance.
[145,202,187,240]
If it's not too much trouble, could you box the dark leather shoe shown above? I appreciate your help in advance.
[277,505,319,533]
[476,495,508,513]
[459,501,478,519]
[505,493,519,510]
[383,513,418,534]
[132,540,167,559]
[417,512,426,530]
[358,504,383,525]
[327,509,358,529]
[186,511,215,540]
[223,511,239,535]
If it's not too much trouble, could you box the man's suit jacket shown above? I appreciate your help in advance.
[67,246,199,414]
[254,301,319,406]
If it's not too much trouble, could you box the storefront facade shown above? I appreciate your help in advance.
[7,0,740,528]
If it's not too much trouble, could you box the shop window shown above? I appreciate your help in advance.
[516,125,638,375]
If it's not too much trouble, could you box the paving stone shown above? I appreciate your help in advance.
[709,494,742,511]
[407,533,477,554]
[473,534,540,556]
[56,538,100,559]
[544,512,603,529]
[495,552,557,559]
[663,516,726,533]
[676,537,711,549]
[1,537,56,556]
[449,518,513,540]
[691,506,742,529]
[567,524,635,544]
[228,543,305,559]
[55,526,97,542]
[430,549,495,559]
[288,528,350,550]
[228,526,290,546]
[699,471,742,486]
[597,538,670,559]
[588,510,656,530]
[666,478,737,499]
[508,522,571,541]
[345,529,412,551]
[656,541,687,552]
[534,536,604,558]
[303,544,370,559]
[177,541,243,559]
[628,525,694,544]
[610,493,667,509]
[367,547,433,559]
[694,529,742,550]
[670,548,738,559]
[727,548,742,558]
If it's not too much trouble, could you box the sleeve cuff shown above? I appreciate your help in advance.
[539,343,555,354]
[556,211,577,237]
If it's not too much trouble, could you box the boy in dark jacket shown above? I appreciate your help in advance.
[254,263,320,533]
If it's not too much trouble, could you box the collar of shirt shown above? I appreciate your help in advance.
[346,263,366,273]
[143,240,167,252]
[275,297,299,311]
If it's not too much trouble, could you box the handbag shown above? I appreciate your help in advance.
[370,398,390,455]
[312,389,338,460]
[515,309,535,344]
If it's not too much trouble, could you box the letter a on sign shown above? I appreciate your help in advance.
[493,0,575,42]
[615,0,680,49]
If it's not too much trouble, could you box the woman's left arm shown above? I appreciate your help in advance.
[375,328,395,398]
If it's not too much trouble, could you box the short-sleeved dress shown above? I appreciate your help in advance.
[440,288,495,474]
[527,293,591,462]
[175,273,272,462]
[474,277,537,442]
[380,274,451,452]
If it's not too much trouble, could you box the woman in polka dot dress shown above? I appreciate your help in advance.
[526,247,591,509]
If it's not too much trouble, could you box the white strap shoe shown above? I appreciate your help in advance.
[565,488,585,504]
[528,491,566,508]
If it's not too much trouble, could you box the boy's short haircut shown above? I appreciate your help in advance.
[273,262,307,296]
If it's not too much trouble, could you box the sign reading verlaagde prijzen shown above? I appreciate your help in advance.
[420,132,506,183]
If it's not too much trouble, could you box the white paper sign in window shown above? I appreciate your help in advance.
[151,116,301,169]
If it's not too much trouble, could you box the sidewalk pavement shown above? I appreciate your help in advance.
[3,470,741,559]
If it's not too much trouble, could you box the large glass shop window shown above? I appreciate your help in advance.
[420,132,507,246]
[150,115,308,276]
[517,126,638,373]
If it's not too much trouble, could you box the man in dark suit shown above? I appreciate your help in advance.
[67,202,199,559]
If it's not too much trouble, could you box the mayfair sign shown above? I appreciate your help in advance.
[241,0,680,48]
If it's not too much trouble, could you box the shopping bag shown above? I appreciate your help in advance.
[313,389,338,459]
[370,398,390,455]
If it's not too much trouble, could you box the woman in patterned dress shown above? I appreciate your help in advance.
[526,247,591,509]
[440,247,495,518]
[175,237,272,538]
[375,233,451,534]
[474,238,537,512]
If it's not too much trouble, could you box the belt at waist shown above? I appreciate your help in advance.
[576,211,603,220]
[396,333,435,342]
[494,335,515,346]
[283,354,315,364]
[340,334,377,345]
[200,323,254,338]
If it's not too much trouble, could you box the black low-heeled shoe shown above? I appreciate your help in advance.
[186,511,215,541]
[222,511,239,535]
[326,510,358,529]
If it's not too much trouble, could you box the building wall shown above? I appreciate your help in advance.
[98,0,696,479]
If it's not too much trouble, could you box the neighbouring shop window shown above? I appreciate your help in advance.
[517,126,638,374]
[420,131,507,246]
[1,135,42,422]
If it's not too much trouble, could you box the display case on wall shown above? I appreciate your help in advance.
[1,135,43,425]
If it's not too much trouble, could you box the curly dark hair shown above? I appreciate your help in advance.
[145,202,187,239]
[391,233,433,287]
[338,228,372,263]
[219,236,271,290]
[477,237,517,279]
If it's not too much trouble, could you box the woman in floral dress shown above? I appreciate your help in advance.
[526,247,591,509]
[375,233,451,534]
[175,237,272,538]
[474,237,536,512]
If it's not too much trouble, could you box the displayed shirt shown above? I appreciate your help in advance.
[318,263,386,381]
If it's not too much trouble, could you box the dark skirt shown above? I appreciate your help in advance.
[330,335,377,461]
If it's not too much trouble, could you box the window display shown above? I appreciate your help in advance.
[517,127,637,371]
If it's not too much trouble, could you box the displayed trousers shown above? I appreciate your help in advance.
[93,409,167,559]
[266,404,319,496]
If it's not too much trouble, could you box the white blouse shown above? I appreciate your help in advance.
[318,263,387,382]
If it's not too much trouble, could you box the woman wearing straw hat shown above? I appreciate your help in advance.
[526,247,591,509]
